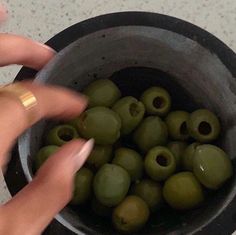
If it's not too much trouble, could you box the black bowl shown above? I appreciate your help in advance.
[6,12,236,235]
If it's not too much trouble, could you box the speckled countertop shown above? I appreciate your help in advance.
[0,0,235,85]
[0,0,236,232]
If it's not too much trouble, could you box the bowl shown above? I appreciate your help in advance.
[9,12,236,235]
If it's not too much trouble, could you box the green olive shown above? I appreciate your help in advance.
[193,145,233,189]
[68,117,83,132]
[46,124,79,146]
[144,146,176,181]
[140,86,171,116]
[66,119,78,129]
[112,195,150,234]
[91,197,112,217]
[71,167,94,205]
[187,109,220,143]
[35,145,59,170]
[131,179,162,212]
[112,148,143,182]
[165,111,190,140]
[86,145,113,171]
[93,164,131,207]
[167,141,187,167]
[133,116,168,153]
[112,96,145,135]
[84,79,121,107]
[181,142,201,171]
[77,107,121,145]
[163,172,204,210]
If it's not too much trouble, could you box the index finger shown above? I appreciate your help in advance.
[22,81,87,119]
[0,82,87,168]
[0,33,55,70]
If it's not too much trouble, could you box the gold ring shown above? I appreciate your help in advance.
[0,83,38,125]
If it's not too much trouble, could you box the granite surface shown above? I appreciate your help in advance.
[0,0,236,233]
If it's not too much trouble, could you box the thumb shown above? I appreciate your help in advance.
[0,139,94,235]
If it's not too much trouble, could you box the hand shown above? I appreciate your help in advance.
[0,7,93,235]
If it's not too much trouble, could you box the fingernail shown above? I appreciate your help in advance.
[35,41,57,53]
[73,139,94,172]
[42,44,57,54]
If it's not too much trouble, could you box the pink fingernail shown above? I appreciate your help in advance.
[35,41,57,54]
[73,139,94,172]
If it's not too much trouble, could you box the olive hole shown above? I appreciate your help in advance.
[180,121,188,135]
[129,103,140,117]
[156,154,169,166]
[153,97,165,109]
[198,121,212,135]
[58,128,74,142]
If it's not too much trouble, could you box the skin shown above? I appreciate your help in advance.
[35,145,59,170]
[0,9,93,234]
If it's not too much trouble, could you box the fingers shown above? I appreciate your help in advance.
[0,82,87,169]
[0,139,94,235]
[22,81,87,119]
[0,5,54,69]
[0,33,55,70]
[0,5,7,22]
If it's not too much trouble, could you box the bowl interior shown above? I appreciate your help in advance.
[19,25,236,235]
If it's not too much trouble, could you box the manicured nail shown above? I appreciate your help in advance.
[35,42,57,53]
[73,139,94,172]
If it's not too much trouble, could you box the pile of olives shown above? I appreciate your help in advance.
[35,79,233,234]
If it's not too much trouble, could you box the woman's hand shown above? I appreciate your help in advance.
[0,8,92,235]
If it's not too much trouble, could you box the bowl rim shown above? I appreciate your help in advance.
[15,11,236,81]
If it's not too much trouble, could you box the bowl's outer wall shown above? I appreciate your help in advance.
[6,12,236,235]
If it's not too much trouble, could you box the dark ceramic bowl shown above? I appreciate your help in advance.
[7,12,236,235]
